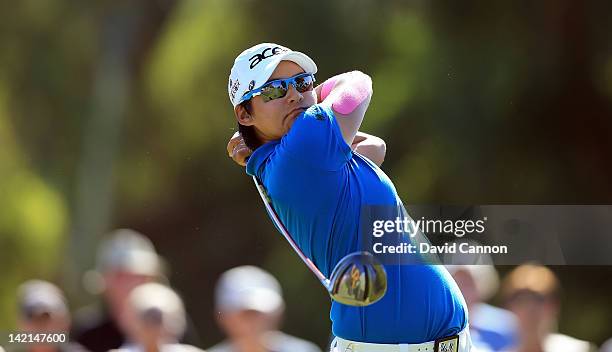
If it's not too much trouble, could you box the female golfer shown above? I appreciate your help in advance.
[226,43,471,352]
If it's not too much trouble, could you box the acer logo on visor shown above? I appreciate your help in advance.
[249,46,287,69]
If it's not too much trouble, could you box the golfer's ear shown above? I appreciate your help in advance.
[235,105,255,126]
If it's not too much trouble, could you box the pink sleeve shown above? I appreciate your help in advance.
[319,76,338,101]
[320,72,372,115]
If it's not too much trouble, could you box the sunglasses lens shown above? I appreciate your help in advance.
[295,75,314,93]
[260,82,288,102]
[258,74,314,102]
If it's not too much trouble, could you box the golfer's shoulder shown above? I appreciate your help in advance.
[273,104,351,171]
[293,104,336,127]
[289,104,346,147]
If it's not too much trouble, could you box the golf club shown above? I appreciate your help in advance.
[253,176,387,306]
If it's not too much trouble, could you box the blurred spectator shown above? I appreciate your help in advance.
[501,264,596,352]
[71,229,164,352]
[444,240,519,351]
[208,266,321,352]
[600,338,612,352]
[447,264,519,351]
[111,283,204,352]
[12,280,88,352]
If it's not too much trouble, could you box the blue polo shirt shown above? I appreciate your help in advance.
[246,104,467,343]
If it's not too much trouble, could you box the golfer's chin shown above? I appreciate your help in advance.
[283,114,299,132]
[286,117,297,130]
[278,126,292,139]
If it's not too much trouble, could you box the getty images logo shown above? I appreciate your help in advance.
[249,46,287,69]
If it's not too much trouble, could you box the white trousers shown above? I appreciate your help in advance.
[330,326,472,352]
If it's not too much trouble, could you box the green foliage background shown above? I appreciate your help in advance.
[1,0,611,349]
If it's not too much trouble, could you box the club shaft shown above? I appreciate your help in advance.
[252,176,329,286]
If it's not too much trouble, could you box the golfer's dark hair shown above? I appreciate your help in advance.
[238,100,262,150]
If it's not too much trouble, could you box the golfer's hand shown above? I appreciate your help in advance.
[227,131,252,167]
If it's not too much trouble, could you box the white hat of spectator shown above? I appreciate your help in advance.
[18,280,69,321]
[444,240,500,301]
[96,228,162,276]
[215,266,284,314]
[128,283,187,338]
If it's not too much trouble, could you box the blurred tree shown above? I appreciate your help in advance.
[0,81,68,327]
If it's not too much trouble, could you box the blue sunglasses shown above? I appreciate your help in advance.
[239,73,316,104]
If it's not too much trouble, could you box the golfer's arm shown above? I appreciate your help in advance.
[352,132,386,166]
[317,71,373,146]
